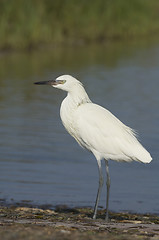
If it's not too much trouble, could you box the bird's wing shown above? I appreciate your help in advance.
[74,103,150,162]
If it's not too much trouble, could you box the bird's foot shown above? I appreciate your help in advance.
[92,213,97,220]
[105,216,110,222]
[105,211,109,222]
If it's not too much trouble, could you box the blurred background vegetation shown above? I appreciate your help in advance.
[0,0,159,50]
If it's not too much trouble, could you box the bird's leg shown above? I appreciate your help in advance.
[105,160,110,221]
[93,160,103,219]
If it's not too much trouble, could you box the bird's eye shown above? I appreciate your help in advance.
[57,80,66,84]
[61,80,66,84]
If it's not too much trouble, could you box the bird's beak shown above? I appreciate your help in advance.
[34,80,58,86]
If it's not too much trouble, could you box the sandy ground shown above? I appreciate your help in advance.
[0,205,159,240]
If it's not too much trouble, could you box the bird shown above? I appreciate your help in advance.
[34,74,152,221]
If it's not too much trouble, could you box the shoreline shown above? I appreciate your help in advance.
[0,205,159,240]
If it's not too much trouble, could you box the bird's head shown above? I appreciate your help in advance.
[34,75,82,92]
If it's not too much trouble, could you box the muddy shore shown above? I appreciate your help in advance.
[0,204,159,240]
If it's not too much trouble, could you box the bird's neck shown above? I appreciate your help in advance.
[60,84,91,136]
[67,84,91,107]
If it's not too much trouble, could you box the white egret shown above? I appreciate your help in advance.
[34,75,152,221]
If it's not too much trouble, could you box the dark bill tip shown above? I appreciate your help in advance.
[34,80,56,85]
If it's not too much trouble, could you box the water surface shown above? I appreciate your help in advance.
[0,39,158,214]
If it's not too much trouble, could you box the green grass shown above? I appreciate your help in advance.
[0,0,159,50]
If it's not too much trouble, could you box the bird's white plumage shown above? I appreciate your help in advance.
[58,75,152,164]
[74,103,151,163]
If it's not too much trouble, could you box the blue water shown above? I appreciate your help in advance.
[0,40,158,214]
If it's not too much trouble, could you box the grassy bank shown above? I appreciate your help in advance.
[0,0,159,50]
